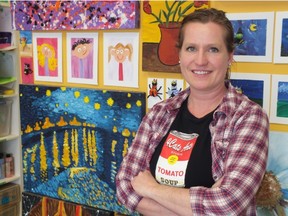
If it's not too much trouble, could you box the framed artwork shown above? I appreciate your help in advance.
[103,32,139,88]
[32,32,62,82]
[230,72,270,115]
[11,1,140,30]
[226,12,274,63]
[165,79,184,99]
[147,78,164,108]
[270,75,288,124]
[67,32,98,85]
[274,11,288,63]
[260,131,288,216]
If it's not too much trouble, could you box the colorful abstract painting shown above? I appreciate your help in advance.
[11,1,140,30]
[19,85,146,214]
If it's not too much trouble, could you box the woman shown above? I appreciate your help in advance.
[116,8,269,215]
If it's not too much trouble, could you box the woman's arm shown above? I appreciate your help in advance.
[136,197,178,216]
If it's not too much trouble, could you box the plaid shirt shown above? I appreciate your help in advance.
[116,83,269,215]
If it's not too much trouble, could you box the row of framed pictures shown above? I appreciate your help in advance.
[227,11,287,63]
[147,73,288,125]
[27,32,139,88]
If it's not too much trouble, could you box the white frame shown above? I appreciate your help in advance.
[147,78,164,109]
[103,32,139,88]
[226,12,274,63]
[33,32,62,82]
[66,32,98,85]
[270,75,288,124]
[230,72,271,115]
[274,11,288,64]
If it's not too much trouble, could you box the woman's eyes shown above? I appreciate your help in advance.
[185,46,219,53]
[209,47,219,53]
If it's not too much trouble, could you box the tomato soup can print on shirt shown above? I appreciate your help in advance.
[155,130,199,187]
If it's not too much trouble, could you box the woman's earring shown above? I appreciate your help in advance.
[178,60,181,64]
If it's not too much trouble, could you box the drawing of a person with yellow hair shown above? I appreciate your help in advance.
[37,43,57,76]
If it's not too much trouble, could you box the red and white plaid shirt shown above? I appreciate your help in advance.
[116,82,269,215]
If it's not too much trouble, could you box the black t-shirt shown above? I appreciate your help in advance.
[150,99,215,188]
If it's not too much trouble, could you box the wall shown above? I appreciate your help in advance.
[20,1,288,130]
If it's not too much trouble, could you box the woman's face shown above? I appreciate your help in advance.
[179,22,233,92]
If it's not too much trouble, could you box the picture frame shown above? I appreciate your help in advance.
[274,11,288,64]
[270,75,288,124]
[103,32,139,88]
[226,12,274,63]
[32,32,62,82]
[230,72,270,115]
[66,32,98,85]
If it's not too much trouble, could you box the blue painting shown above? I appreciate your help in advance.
[19,85,145,215]
[276,81,288,117]
[256,131,288,215]
[281,18,288,57]
[230,79,264,107]
[231,19,267,56]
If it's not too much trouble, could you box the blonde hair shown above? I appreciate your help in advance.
[37,43,57,71]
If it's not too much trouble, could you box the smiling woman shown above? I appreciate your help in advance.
[116,8,269,216]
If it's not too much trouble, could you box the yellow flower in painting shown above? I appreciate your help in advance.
[61,87,66,91]
[74,91,80,98]
[35,87,39,91]
[84,96,90,103]
[107,97,114,106]
[94,103,101,110]
[127,93,131,97]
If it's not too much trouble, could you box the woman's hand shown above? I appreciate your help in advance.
[131,170,158,198]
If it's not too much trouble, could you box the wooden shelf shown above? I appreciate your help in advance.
[0,175,21,185]
[0,46,17,51]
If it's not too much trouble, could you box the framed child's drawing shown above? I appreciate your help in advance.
[226,12,274,63]
[230,72,270,115]
[270,75,288,124]
[66,32,98,85]
[103,32,139,88]
[32,32,62,82]
[274,11,288,64]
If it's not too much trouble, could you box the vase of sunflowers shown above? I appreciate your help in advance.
[143,0,207,66]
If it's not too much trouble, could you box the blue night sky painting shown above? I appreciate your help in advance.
[276,82,288,117]
[230,79,264,107]
[281,18,288,57]
[231,19,267,56]
[19,85,145,215]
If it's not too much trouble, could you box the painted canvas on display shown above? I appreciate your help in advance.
[20,85,145,214]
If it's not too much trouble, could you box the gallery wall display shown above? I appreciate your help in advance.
[20,85,145,215]
[274,11,288,64]
[226,12,274,63]
[11,0,140,30]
